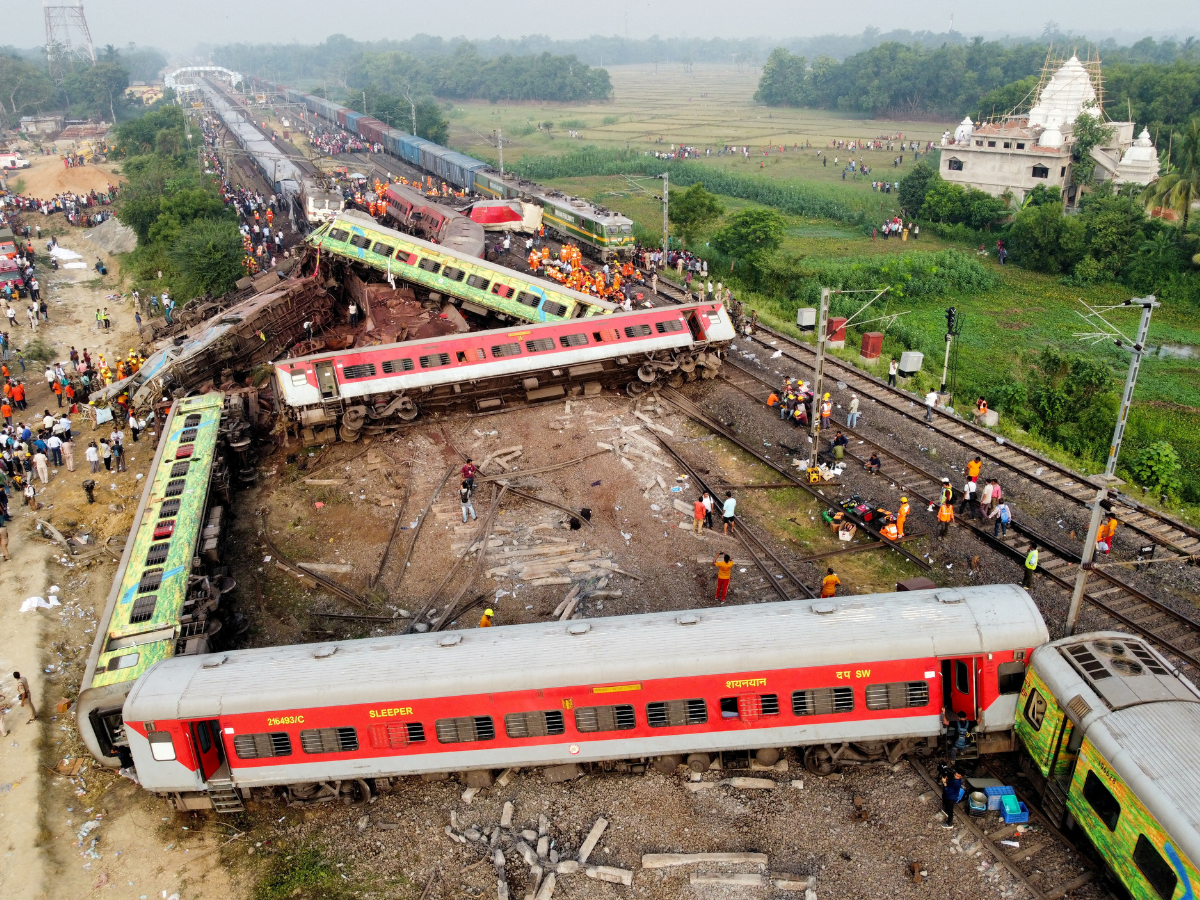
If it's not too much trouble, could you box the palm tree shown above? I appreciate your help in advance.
[1143,117,1200,231]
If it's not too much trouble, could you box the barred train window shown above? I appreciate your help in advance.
[435,716,495,744]
[382,358,414,374]
[504,710,565,738]
[145,542,171,566]
[299,727,359,754]
[624,324,652,338]
[574,704,636,732]
[233,732,293,759]
[491,343,522,359]
[290,371,308,386]
[559,333,588,348]
[720,694,780,719]
[792,687,855,716]
[341,364,377,380]
[169,461,190,478]
[655,319,684,334]
[646,699,707,728]
[516,291,540,308]
[542,301,568,317]
[526,338,555,353]
[129,595,157,625]
[368,722,426,749]
[864,681,930,710]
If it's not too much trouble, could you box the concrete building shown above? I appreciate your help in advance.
[939,56,1157,204]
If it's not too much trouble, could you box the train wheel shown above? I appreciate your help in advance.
[678,355,697,373]
[685,369,698,382]
[342,406,367,430]
[667,372,685,389]
[341,778,372,807]
[626,381,647,398]
[637,364,659,383]
[396,398,419,421]
[803,747,836,776]
[652,754,684,775]
[755,748,781,767]
[339,424,362,442]
[686,752,711,773]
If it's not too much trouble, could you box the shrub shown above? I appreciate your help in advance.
[1128,440,1183,501]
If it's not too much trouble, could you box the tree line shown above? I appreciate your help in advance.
[0,43,166,123]
[215,38,611,104]
[754,38,1200,135]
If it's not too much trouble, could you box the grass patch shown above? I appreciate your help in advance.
[251,845,360,900]
[20,335,55,363]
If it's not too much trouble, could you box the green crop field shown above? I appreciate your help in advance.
[449,65,1200,517]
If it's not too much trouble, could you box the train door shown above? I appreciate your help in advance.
[941,657,978,721]
[189,720,226,782]
[313,362,339,400]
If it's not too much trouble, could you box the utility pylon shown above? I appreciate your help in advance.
[44,1,96,81]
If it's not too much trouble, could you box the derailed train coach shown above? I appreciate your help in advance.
[272,301,734,441]
[121,585,1047,811]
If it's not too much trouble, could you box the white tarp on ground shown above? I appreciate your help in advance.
[49,246,83,261]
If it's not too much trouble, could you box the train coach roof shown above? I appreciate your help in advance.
[1029,634,1200,859]
[125,585,1047,721]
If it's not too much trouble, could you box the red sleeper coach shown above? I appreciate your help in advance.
[121,585,1048,811]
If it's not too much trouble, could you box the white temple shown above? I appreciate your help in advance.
[939,56,1157,203]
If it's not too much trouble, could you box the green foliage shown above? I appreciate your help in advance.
[252,845,356,900]
[170,219,245,298]
[919,180,1009,230]
[601,115,620,125]
[712,209,785,266]
[1128,440,1183,501]
[19,336,55,363]
[511,147,883,225]
[1023,184,1062,207]
[1143,116,1200,230]
[0,54,55,119]
[974,75,1040,121]
[669,182,724,246]
[414,99,449,144]
[1007,203,1086,273]
[1019,345,1118,458]
[898,161,938,216]
[1070,109,1116,185]
[60,61,130,121]
[114,106,190,158]
[755,48,811,106]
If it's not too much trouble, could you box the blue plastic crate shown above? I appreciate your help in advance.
[985,785,1015,811]
[1001,800,1029,824]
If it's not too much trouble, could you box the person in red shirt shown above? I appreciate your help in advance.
[692,497,705,534]
[461,458,478,487]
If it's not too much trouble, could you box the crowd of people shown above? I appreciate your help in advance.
[0,186,120,229]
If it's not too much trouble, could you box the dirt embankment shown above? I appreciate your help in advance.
[13,155,123,202]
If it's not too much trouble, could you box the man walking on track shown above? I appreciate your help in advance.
[1024,544,1038,588]
[722,492,736,535]
[713,553,734,602]
[938,500,955,538]
[692,497,706,534]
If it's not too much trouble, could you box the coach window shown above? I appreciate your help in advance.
[997,661,1027,694]
[559,333,588,348]
[655,320,684,334]
[1083,770,1122,831]
[466,275,490,291]
[349,234,371,249]
[435,716,495,744]
[129,595,157,625]
[624,324,652,338]
[542,301,568,317]
[290,371,308,386]
[233,732,293,759]
[419,353,451,369]
[491,284,514,299]
[719,694,780,720]
[456,349,485,363]
[1023,689,1047,730]
[516,291,541,308]
[368,722,426,749]
[299,727,359,754]
[417,258,441,274]
[371,242,394,256]
[574,704,636,733]
[147,731,177,761]
[592,328,620,343]
[646,699,707,727]
[792,687,855,716]
[1133,835,1177,900]
[382,358,414,374]
[442,267,466,282]
[525,338,556,353]
[341,363,377,379]
[504,710,566,738]
[865,681,930,710]
[491,343,522,359]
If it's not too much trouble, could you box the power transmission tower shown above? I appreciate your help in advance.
[44,1,96,81]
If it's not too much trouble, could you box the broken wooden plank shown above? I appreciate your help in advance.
[690,873,766,886]
[642,853,770,869]
[298,562,355,575]
[585,866,633,886]
[577,817,608,864]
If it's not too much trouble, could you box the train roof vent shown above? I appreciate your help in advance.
[936,591,964,604]
[1063,638,1196,710]
[1065,694,1093,724]
[676,614,700,626]
[811,602,836,615]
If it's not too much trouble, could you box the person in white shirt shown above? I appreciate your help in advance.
[925,390,938,423]
[85,441,100,473]
[47,434,62,467]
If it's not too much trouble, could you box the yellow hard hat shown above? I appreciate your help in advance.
[900,496,908,503]
[484,609,494,617]
[823,393,830,399]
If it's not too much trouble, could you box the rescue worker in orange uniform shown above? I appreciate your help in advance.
[820,568,841,598]
[881,517,901,541]
[938,501,955,538]
[896,497,910,538]
[478,609,494,627]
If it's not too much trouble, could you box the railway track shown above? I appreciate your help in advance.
[732,322,1200,558]
[719,360,1200,674]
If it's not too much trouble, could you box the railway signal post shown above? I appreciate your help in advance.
[1066,295,1158,634]
[660,172,669,263]
[808,288,831,476]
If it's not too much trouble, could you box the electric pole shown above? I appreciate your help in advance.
[498,129,503,176]
[940,306,959,393]
[661,172,669,262]
[1065,295,1159,634]
[808,288,831,472]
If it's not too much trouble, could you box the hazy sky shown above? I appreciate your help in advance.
[11,0,1200,54]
